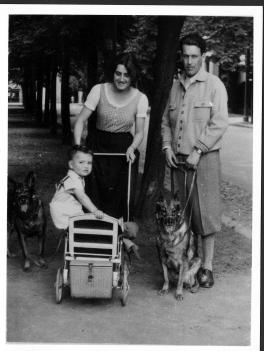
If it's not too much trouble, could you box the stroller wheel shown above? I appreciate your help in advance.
[120,259,129,306]
[55,267,64,304]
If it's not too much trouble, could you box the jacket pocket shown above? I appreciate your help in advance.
[193,100,212,121]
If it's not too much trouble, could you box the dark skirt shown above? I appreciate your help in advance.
[85,129,139,220]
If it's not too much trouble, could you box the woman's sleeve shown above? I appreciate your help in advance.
[136,93,149,118]
[84,84,101,111]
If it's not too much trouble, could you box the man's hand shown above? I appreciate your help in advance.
[186,149,201,169]
[165,148,178,168]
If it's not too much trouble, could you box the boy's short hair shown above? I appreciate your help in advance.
[68,145,94,161]
[180,32,206,55]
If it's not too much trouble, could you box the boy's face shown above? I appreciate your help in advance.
[69,152,93,177]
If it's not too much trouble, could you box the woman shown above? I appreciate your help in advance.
[74,53,149,220]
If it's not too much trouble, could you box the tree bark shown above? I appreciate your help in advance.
[136,16,185,218]
[35,65,43,125]
[50,57,58,135]
[43,67,51,126]
[60,46,72,144]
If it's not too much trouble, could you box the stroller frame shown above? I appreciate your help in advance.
[55,154,132,306]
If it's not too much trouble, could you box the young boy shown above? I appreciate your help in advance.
[50,145,103,229]
[50,145,140,259]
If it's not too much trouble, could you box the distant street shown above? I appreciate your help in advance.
[221,120,253,193]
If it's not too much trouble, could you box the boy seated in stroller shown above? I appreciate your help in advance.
[50,145,139,257]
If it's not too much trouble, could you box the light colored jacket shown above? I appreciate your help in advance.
[161,69,228,154]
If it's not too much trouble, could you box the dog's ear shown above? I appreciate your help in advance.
[25,171,36,190]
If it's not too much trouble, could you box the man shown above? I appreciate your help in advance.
[161,32,228,288]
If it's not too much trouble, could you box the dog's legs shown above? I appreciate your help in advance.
[18,234,31,271]
[37,231,48,268]
[7,224,17,258]
[184,257,202,293]
[158,262,170,295]
[175,263,184,301]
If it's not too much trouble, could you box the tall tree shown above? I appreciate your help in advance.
[136,16,185,217]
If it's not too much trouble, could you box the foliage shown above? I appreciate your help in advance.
[120,16,158,98]
[182,16,253,71]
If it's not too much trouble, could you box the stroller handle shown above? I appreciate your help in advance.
[93,152,126,156]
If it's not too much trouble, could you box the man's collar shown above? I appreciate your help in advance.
[179,67,208,85]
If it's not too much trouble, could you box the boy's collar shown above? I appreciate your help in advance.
[67,169,83,179]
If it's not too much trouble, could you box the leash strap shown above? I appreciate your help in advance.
[45,230,66,263]
[171,164,197,224]
[170,167,174,196]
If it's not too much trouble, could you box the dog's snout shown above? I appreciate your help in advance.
[20,204,28,213]
[164,216,176,226]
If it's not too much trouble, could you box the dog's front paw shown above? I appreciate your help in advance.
[23,259,31,272]
[175,291,184,301]
[158,288,169,296]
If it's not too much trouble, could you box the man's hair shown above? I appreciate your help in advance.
[68,145,93,161]
[180,32,206,54]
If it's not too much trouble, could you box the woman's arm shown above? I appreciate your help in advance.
[126,93,148,162]
[73,106,93,145]
[126,117,145,162]
[73,84,101,145]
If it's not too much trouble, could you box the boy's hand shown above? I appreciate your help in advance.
[94,210,104,219]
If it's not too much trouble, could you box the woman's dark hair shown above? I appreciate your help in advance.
[109,52,139,87]
[180,32,206,55]
[68,145,93,161]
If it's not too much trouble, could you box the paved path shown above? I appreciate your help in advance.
[221,117,253,193]
[6,108,254,347]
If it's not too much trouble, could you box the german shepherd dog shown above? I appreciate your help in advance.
[8,172,47,271]
[156,192,201,301]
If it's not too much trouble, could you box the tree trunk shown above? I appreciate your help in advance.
[50,57,58,135]
[136,16,185,218]
[86,44,98,137]
[23,63,36,114]
[60,46,72,144]
[44,68,51,126]
[35,66,43,125]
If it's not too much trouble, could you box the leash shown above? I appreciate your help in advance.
[170,165,197,225]
[45,230,66,263]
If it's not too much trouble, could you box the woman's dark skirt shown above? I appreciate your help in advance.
[85,129,139,220]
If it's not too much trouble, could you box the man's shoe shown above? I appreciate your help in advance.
[197,268,214,288]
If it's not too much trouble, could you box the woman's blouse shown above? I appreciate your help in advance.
[84,83,149,133]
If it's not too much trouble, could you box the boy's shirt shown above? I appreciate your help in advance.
[50,169,85,229]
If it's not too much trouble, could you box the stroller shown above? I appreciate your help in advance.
[54,154,133,306]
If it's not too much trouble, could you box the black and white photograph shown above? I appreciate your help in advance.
[1,3,262,350]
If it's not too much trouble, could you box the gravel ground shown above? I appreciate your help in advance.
[6,112,253,346]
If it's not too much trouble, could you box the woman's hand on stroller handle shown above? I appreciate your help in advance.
[126,146,136,163]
